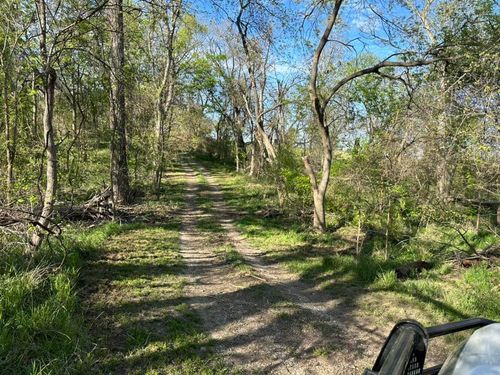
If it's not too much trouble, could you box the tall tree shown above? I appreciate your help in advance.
[109,0,130,203]
[28,0,107,248]
[305,0,448,231]
[30,0,58,249]
[234,0,279,174]
[0,1,30,201]
[146,0,182,194]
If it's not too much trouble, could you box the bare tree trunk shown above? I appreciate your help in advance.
[154,104,166,194]
[3,68,14,201]
[303,0,448,234]
[233,105,245,171]
[437,159,451,199]
[30,0,58,250]
[256,118,276,160]
[276,80,286,146]
[30,69,57,249]
[11,89,19,194]
[153,74,167,193]
[153,65,175,193]
[235,139,240,172]
[235,4,276,163]
[32,71,38,142]
[355,211,362,256]
[151,0,180,194]
[384,201,391,260]
[303,125,332,231]
[304,0,439,231]
[475,199,481,233]
[249,141,256,176]
[109,0,130,203]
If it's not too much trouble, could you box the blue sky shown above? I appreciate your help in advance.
[186,0,409,77]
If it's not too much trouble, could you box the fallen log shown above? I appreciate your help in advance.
[395,261,433,279]
[58,187,114,221]
[255,207,283,218]
[0,207,61,236]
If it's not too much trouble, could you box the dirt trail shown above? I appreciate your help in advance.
[179,163,385,374]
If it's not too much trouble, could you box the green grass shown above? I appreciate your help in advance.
[0,224,121,375]
[312,344,339,357]
[193,171,214,210]
[195,160,276,215]
[0,222,177,375]
[197,195,214,210]
[196,218,225,233]
[153,172,187,209]
[80,214,232,374]
[448,265,500,318]
[192,165,254,277]
[196,171,209,185]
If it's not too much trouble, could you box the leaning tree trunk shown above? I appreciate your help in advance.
[235,6,276,164]
[304,1,342,232]
[109,0,130,204]
[304,0,443,231]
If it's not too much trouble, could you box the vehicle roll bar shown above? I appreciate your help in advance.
[364,318,496,375]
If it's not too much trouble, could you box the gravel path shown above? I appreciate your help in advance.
[179,163,384,374]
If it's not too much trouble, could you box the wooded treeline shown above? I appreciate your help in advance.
[0,0,498,255]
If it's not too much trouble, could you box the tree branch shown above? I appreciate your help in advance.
[324,56,446,106]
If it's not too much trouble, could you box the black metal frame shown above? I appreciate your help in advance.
[364,318,496,375]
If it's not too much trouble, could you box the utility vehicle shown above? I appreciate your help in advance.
[364,318,499,375]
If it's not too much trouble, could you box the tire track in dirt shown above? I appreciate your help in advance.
[179,163,384,374]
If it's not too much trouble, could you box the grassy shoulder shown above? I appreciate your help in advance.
[196,158,500,328]
[81,222,231,375]
[196,216,253,276]
[0,224,116,375]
